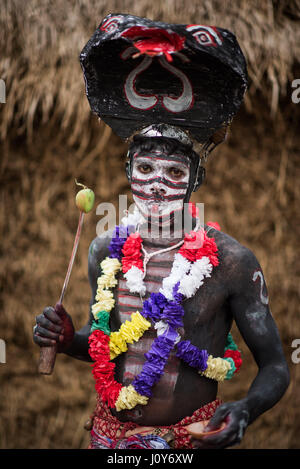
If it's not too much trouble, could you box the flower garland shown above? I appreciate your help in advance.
[88,215,242,411]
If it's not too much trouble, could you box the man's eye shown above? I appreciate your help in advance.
[138,165,152,174]
[169,168,184,179]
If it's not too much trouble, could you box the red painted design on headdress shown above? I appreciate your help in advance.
[121,27,185,62]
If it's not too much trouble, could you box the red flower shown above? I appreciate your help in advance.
[94,371,115,391]
[179,229,219,266]
[88,330,110,361]
[122,257,143,273]
[122,232,143,273]
[224,349,242,373]
[89,330,123,408]
[179,231,203,262]
[101,382,123,408]
[92,360,115,376]
[195,235,219,266]
[122,233,142,256]
[207,221,221,231]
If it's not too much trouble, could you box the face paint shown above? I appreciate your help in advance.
[131,151,190,225]
[252,270,269,305]
[245,306,269,336]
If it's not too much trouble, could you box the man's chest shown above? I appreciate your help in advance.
[109,244,231,394]
[112,246,230,338]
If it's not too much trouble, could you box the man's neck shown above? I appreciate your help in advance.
[138,214,197,248]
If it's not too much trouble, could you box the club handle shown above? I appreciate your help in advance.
[38,302,62,375]
[38,343,57,375]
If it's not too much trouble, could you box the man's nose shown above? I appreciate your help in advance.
[150,184,166,195]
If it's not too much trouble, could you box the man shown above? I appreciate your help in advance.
[33,124,289,449]
[33,15,289,449]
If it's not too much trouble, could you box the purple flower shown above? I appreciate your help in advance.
[145,332,176,361]
[132,360,164,397]
[173,282,184,303]
[132,328,177,397]
[141,292,167,322]
[176,341,209,372]
[109,225,132,259]
[154,293,168,309]
[161,301,184,329]
[132,376,157,397]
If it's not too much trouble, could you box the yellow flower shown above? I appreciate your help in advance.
[200,356,231,382]
[115,385,148,411]
[109,331,128,359]
[97,272,118,289]
[94,258,120,292]
[109,312,151,360]
[92,289,115,316]
[120,312,151,342]
[101,257,121,276]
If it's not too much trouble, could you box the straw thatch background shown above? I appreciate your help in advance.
[0,0,299,449]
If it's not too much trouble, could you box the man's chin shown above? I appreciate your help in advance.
[136,204,182,227]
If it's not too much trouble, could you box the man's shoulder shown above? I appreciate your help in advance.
[208,226,259,270]
[88,228,114,263]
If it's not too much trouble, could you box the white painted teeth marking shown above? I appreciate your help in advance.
[252,270,269,305]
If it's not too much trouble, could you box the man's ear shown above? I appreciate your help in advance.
[125,160,131,182]
[193,166,205,192]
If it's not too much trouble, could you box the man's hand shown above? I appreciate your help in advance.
[191,400,249,449]
[33,304,75,353]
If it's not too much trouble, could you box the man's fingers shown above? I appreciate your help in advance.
[36,314,64,333]
[195,428,234,449]
[200,419,239,448]
[54,303,68,319]
[35,325,64,342]
[43,307,64,325]
[33,332,57,347]
[205,406,229,431]
[191,403,249,449]
[41,310,63,329]
[33,306,71,350]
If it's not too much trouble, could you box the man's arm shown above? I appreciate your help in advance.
[193,245,290,448]
[62,233,113,361]
[34,232,112,362]
[228,247,290,424]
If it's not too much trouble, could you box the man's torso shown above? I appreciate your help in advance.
[99,227,236,426]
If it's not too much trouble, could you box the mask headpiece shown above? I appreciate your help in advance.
[80,13,248,193]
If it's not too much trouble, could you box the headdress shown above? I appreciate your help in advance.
[80,13,248,153]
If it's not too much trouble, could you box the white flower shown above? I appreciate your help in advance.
[192,256,213,278]
[154,320,181,345]
[121,205,145,228]
[124,266,146,296]
[154,320,168,336]
[178,257,212,298]
[160,254,191,300]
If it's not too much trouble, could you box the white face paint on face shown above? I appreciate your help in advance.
[131,151,190,225]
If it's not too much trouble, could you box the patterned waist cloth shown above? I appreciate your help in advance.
[87,396,222,449]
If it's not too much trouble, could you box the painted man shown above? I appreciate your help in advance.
[33,15,290,449]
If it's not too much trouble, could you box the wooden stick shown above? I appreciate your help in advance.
[38,212,84,375]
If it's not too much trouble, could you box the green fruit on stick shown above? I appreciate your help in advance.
[39,179,95,375]
[75,181,95,213]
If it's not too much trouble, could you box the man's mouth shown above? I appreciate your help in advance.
[131,188,185,202]
[151,203,160,213]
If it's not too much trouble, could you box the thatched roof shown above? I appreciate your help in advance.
[1,0,300,144]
